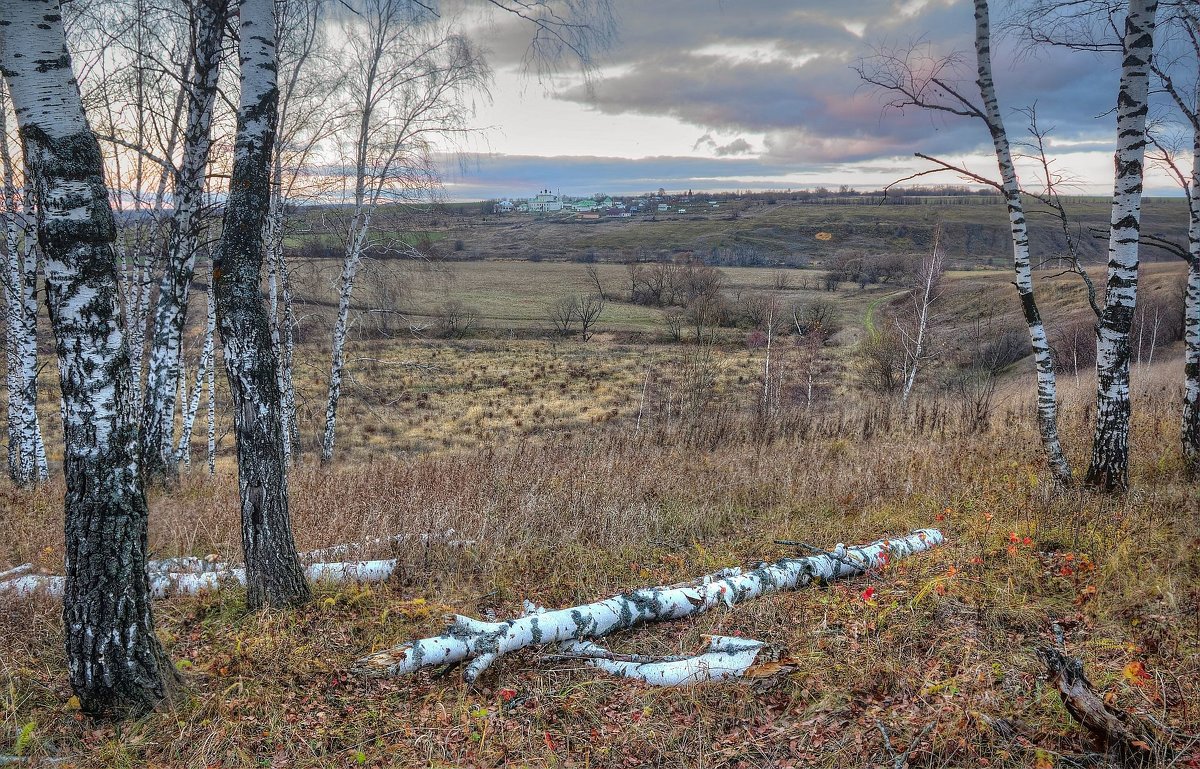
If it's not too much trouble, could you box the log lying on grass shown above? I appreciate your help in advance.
[557,635,770,685]
[352,528,944,683]
[0,559,403,599]
[0,563,33,581]
[0,530,472,599]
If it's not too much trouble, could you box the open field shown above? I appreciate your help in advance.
[3,237,1200,767]
[2,368,1199,767]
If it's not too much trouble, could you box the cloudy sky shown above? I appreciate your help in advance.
[435,0,1191,200]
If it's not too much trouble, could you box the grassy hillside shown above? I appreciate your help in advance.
[432,197,1192,267]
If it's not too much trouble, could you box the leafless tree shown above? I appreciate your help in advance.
[585,262,607,300]
[897,228,946,404]
[577,293,605,341]
[320,0,489,463]
[857,0,1081,483]
[547,295,579,336]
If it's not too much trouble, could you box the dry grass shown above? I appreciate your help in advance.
[2,356,1199,767]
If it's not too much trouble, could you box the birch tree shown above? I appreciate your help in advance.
[898,230,945,404]
[1144,3,1200,474]
[270,0,341,463]
[320,1,488,463]
[1086,0,1159,491]
[857,0,1074,483]
[0,0,177,714]
[213,0,311,609]
[0,83,47,484]
[141,0,230,482]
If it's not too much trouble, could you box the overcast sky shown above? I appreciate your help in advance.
[435,0,1193,200]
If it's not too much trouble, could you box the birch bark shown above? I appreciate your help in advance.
[973,0,1072,483]
[354,529,944,682]
[1086,0,1159,491]
[141,0,229,482]
[213,0,310,609]
[0,83,45,484]
[0,0,177,715]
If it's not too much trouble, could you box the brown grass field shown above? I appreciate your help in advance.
[2,257,1200,768]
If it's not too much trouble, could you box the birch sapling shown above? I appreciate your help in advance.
[899,228,944,404]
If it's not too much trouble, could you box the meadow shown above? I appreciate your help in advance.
[2,240,1199,767]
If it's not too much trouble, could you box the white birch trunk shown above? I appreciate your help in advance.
[277,247,299,460]
[1086,0,1159,491]
[0,0,177,714]
[899,234,942,405]
[141,0,228,482]
[973,0,1072,483]
[206,286,216,476]
[321,209,371,463]
[176,283,215,468]
[559,635,768,686]
[353,529,944,682]
[0,558,401,600]
[0,83,45,485]
[1180,35,1200,474]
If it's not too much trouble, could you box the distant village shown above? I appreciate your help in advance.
[491,189,723,218]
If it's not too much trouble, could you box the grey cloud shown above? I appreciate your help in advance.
[714,138,752,156]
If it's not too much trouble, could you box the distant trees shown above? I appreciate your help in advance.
[825,250,910,290]
[319,0,488,463]
[546,293,605,340]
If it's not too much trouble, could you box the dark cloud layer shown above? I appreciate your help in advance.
[438,0,1196,197]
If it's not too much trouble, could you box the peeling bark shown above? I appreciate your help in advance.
[1086,0,1159,491]
[213,0,310,609]
[0,0,178,715]
[353,529,944,682]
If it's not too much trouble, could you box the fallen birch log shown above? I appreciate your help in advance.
[2,529,471,599]
[0,559,402,599]
[557,635,769,685]
[352,528,944,682]
[0,563,33,581]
